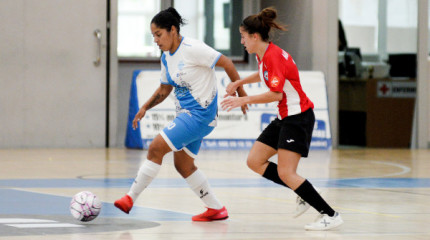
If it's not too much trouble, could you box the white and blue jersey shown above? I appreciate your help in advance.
[159,37,222,157]
[160,37,221,125]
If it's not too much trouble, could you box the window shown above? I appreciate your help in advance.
[174,0,244,58]
[117,0,245,60]
[117,0,161,58]
[339,0,379,54]
[339,0,418,57]
[386,0,417,53]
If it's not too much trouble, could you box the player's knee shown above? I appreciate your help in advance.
[147,144,167,160]
[246,156,261,172]
[278,170,295,186]
[174,162,196,177]
[278,170,288,183]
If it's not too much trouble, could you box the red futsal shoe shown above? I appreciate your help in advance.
[114,195,133,214]
[192,206,229,221]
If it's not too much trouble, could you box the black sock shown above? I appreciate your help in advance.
[262,162,290,189]
[294,179,335,216]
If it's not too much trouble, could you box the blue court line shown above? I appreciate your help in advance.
[0,189,191,221]
[1,178,430,189]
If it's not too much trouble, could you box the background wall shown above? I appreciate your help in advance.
[115,0,338,148]
[260,0,313,70]
[2,0,428,148]
[0,0,109,148]
[116,62,159,146]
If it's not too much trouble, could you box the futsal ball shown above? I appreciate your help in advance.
[70,191,102,222]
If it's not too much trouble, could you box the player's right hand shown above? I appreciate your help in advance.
[224,82,239,97]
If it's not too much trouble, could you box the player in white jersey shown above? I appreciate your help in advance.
[114,7,247,221]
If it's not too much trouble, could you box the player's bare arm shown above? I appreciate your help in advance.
[132,84,173,129]
[224,72,260,96]
[221,91,282,112]
[216,54,249,114]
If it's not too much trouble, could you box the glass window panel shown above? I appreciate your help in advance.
[387,0,417,53]
[339,0,379,54]
[174,0,243,58]
[387,0,417,27]
[117,0,244,59]
[214,0,231,50]
[174,0,204,40]
[340,0,420,55]
[117,0,161,58]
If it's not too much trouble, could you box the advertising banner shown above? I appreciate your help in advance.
[126,70,331,150]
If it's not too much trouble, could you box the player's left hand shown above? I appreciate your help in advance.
[221,96,247,112]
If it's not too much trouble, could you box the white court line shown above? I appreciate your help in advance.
[310,160,412,183]
[370,161,411,177]
[6,223,84,228]
[0,218,56,223]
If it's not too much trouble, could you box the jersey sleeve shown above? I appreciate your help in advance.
[265,54,286,92]
[160,53,169,85]
[188,41,222,68]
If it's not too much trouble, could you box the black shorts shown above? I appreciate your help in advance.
[256,108,315,157]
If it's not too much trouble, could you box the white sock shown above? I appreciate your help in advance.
[127,160,161,202]
[185,169,223,210]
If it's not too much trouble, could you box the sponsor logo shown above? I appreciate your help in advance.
[178,61,185,70]
[176,72,186,78]
[263,71,268,81]
[270,76,280,88]
[286,139,295,143]
[199,189,208,198]
[167,122,176,130]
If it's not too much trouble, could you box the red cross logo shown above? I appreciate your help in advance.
[379,84,389,95]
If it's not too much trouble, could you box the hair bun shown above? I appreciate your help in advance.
[240,7,286,42]
[259,7,277,21]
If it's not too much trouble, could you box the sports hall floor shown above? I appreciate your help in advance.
[0,148,429,240]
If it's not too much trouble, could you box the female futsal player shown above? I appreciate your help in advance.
[115,7,247,221]
[221,7,344,230]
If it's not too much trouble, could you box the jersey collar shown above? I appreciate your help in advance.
[169,36,184,56]
[257,42,273,64]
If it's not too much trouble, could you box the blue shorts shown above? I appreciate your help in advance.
[160,113,214,158]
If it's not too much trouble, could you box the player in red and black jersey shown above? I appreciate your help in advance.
[221,7,343,231]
